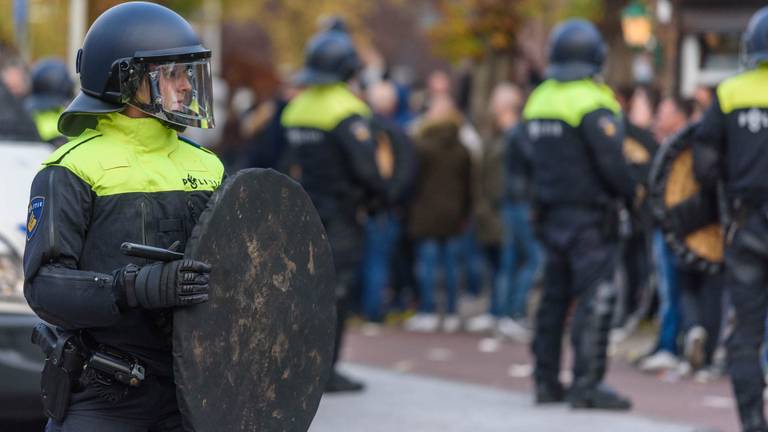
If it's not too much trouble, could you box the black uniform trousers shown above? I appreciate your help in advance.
[532,221,618,390]
[325,218,365,368]
[725,209,768,430]
[45,375,181,432]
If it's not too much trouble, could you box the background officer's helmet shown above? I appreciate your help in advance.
[293,31,362,86]
[58,1,215,137]
[742,6,768,69]
[24,58,74,113]
[318,15,349,34]
[546,19,607,82]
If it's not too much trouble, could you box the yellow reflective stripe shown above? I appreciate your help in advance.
[281,83,371,131]
[46,135,224,196]
[523,79,621,127]
[717,66,768,114]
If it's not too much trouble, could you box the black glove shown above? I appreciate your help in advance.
[114,259,211,309]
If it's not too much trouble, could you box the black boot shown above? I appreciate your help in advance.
[535,380,566,404]
[325,371,365,393]
[739,401,768,432]
[569,383,632,410]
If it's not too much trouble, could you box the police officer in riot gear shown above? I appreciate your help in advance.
[525,19,640,410]
[693,7,768,431]
[281,30,384,393]
[24,3,222,430]
[24,58,74,147]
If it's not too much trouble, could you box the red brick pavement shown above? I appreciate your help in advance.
[341,326,741,432]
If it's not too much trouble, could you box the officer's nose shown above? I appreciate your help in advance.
[177,75,192,93]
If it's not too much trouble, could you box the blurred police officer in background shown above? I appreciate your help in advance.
[693,7,768,431]
[525,19,642,410]
[24,2,221,430]
[280,28,385,392]
[24,58,74,147]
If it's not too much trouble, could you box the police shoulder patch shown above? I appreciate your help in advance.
[27,196,45,241]
[350,120,371,143]
[598,115,618,138]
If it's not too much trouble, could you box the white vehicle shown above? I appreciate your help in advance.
[0,82,52,425]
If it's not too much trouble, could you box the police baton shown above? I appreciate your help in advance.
[120,242,184,262]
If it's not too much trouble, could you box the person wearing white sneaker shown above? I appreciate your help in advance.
[466,313,497,333]
[497,317,532,343]
[638,350,679,373]
[407,97,472,337]
[443,314,462,333]
[677,264,723,373]
[403,313,440,332]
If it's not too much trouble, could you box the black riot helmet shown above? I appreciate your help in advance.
[742,6,768,69]
[294,31,361,86]
[546,19,607,82]
[318,15,349,34]
[25,58,74,112]
[59,1,215,136]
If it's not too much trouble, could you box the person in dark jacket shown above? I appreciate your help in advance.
[466,83,540,343]
[280,29,384,392]
[360,80,415,322]
[24,3,221,430]
[525,19,641,410]
[692,7,768,431]
[404,95,472,333]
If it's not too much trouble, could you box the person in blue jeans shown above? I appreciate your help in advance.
[361,212,403,321]
[502,201,541,321]
[404,96,472,333]
[412,237,464,327]
[466,83,540,340]
[638,230,681,372]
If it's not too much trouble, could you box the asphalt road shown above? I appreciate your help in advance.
[311,363,694,432]
[316,324,741,432]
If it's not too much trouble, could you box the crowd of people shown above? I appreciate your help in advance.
[209,23,727,378]
[209,9,768,428]
[8,2,768,431]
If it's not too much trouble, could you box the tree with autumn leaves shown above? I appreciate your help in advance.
[0,0,610,119]
[427,0,604,61]
[5,0,604,70]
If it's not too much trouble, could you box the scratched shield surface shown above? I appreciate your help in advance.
[174,168,336,432]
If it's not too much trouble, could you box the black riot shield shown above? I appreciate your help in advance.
[174,168,336,432]
[648,123,724,274]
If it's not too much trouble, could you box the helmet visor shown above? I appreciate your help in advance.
[120,59,215,129]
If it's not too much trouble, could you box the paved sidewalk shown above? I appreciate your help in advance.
[310,364,695,432]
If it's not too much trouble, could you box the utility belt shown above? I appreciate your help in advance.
[31,323,146,422]
[533,201,626,240]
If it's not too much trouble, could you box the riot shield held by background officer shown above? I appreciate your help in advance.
[281,29,385,393]
[23,2,221,430]
[525,19,642,411]
[692,7,768,432]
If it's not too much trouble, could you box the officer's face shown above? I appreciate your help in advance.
[134,64,193,112]
[158,64,193,112]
